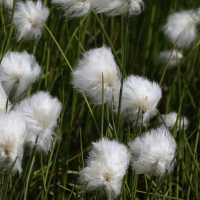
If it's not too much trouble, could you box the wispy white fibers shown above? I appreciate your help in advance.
[0,51,42,100]
[160,112,189,131]
[0,82,11,113]
[52,0,91,19]
[79,138,130,200]
[71,46,121,105]
[129,126,177,177]
[13,0,50,41]
[157,50,183,68]
[163,10,200,48]
[114,75,162,124]
[91,0,144,16]
[0,111,26,174]
[0,0,13,9]
[15,91,62,153]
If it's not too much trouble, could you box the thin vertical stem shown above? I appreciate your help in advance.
[144,176,154,200]
[101,73,104,139]
[117,11,129,134]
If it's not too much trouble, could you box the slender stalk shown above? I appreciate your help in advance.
[117,11,129,135]
[111,97,118,140]
[159,39,177,86]
[0,0,16,64]
[24,156,35,200]
[144,176,154,200]
[101,73,104,139]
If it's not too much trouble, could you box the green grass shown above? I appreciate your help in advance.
[0,0,200,199]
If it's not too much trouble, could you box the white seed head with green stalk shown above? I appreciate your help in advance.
[91,0,144,16]
[71,46,121,105]
[13,0,50,41]
[114,75,162,125]
[129,126,177,178]
[163,10,200,48]
[157,50,183,68]
[79,138,131,200]
[160,112,189,131]
[0,51,42,100]
[52,0,91,19]
[15,91,62,154]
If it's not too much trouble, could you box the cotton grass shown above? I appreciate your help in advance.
[13,0,50,41]
[91,0,145,16]
[79,138,130,200]
[52,0,91,19]
[0,51,42,100]
[129,126,177,177]
[163,10,200,48]
[15,91,62,153]
[114,75,162,124]
[71,46,121,105]
[0,111,26,174]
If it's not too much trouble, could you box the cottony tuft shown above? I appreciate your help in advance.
[79,138,130,200]
[15,91,62,153]
[163,10,200,48]
[91,0,144,16]
[13,0,50,41]
[52,0,91,19]
[71,46,121,105]
[0,51,42,100]
[114,75,162,124]
[129,126,177,177]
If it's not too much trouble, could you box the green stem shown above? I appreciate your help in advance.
[117,11,129,134]
[144,176,154,200]
[0,0,16,64]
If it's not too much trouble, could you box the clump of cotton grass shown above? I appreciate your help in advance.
[0,0,13,9]
[0,51,42,100]
[163,10,200,48]
[71,46,121,105]
[15,91,62,154]
[91,0,144,16]
[52,0,91,19]
[114,75,162,124]
[160,112,189,131]
[13,0,50,41]
[157,50,183,68]
[129,126,177,178]
[0,111,26,174]
[0,82,11,113]
[79,138,130,200]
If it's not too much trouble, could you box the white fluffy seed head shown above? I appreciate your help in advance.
[157,50,183,68]
[114,75,162,124]
[0,0,13,9]
[79,138,130,199]
[15,91,62,153]
[52,0,91,19]
[160,112,189,131]
[91,0,144,16]
[0,82,11,113]
[13,0,50,41]
[0,51,42,100]
[163,10,200,48]
[129,126,177,178]
[71,46,121,105]
[0,111,26,174]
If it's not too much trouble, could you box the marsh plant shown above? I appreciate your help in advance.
[0,0,199,200]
